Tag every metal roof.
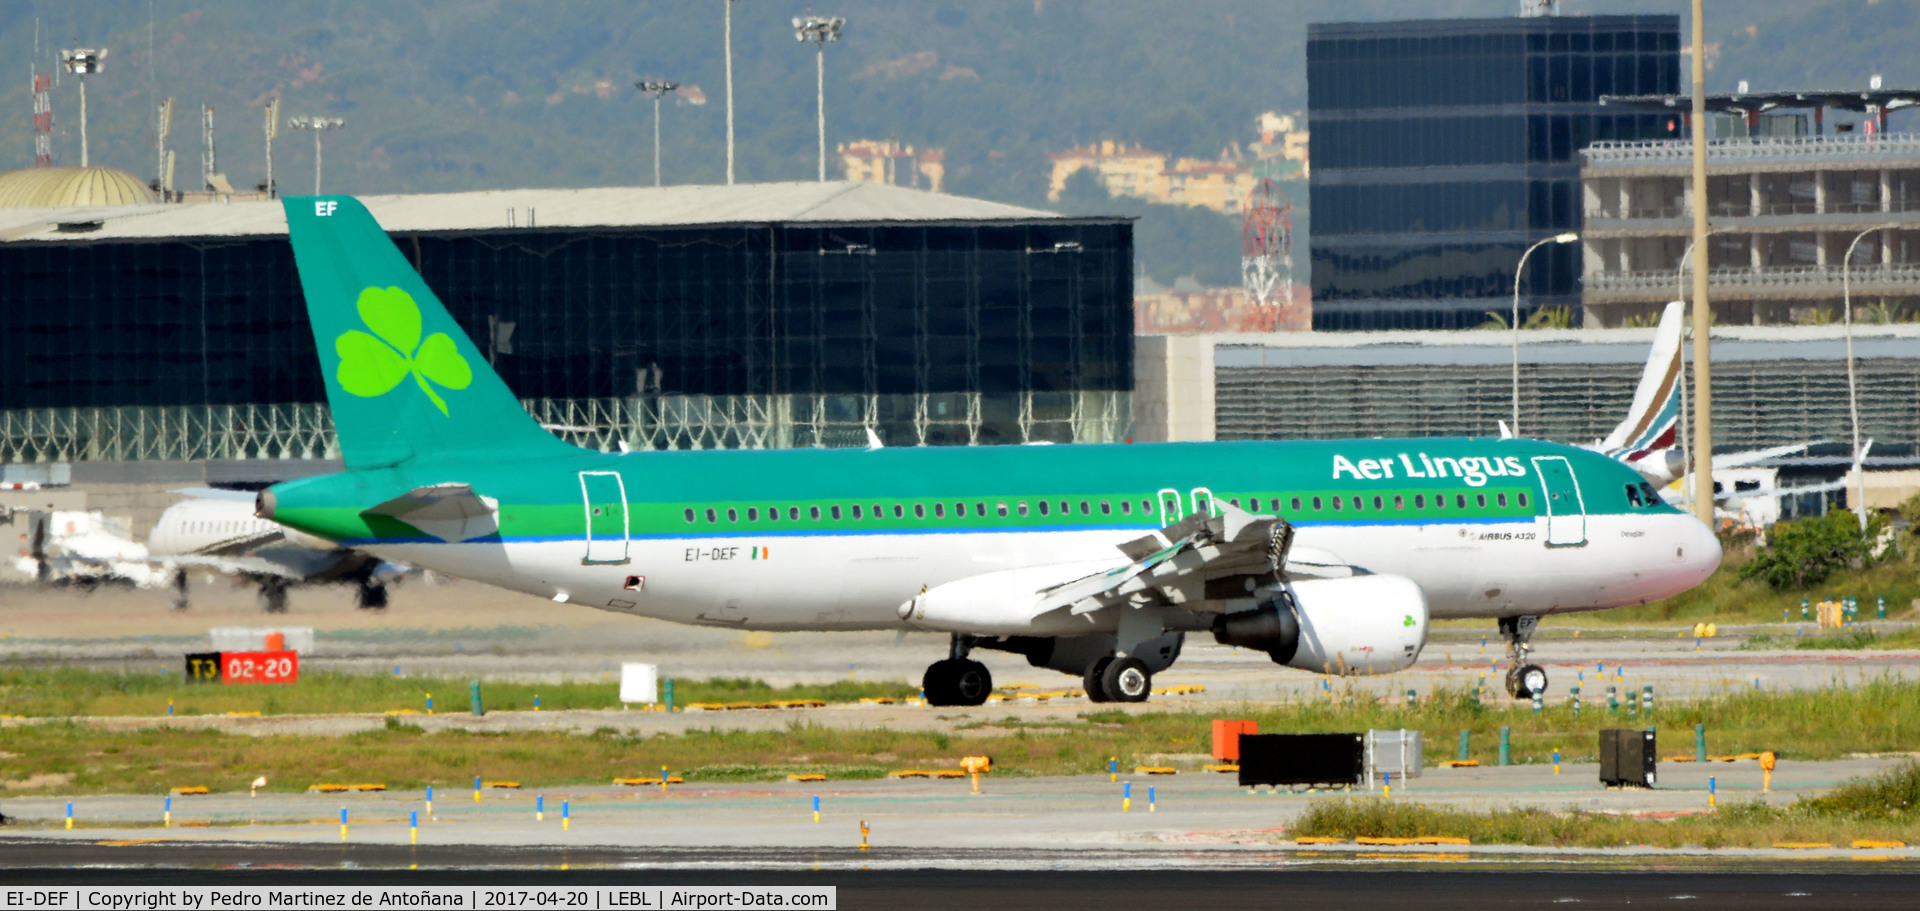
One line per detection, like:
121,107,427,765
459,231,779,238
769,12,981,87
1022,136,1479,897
1601,90,1920,115
0,166,156,209
0,180,1087,244
1210,322,1920,369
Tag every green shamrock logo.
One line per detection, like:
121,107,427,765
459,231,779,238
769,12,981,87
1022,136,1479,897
1403,615,1415,627
334,286,473,415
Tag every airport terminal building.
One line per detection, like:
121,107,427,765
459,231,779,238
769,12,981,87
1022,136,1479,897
0,179,1134,473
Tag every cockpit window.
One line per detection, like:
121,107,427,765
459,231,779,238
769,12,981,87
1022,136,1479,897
1638,482,1663,507
1625,484,1644,507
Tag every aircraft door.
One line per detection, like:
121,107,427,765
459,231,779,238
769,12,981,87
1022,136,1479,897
1157,488,1184,524
579,471,630,565
1530,456,1587,547
1189,487,1217,518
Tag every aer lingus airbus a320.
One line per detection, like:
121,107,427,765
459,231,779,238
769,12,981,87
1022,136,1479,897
257,197,1721,705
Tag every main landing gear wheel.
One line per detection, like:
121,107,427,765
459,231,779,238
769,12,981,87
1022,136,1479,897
1083,657,1114,703
922,658,993,707
1101,656,1152,703
1507,664,1548,700
257,579,289,614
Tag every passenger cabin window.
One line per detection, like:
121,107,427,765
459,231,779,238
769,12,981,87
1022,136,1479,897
914,504,926,519
684,508,696,523
809,506,821,520
1079,500,1090,515
769,506,780,521
1517,493,1529,508
1352,496,1363,511
852,505,863,519
726,508,737,522
831,505,842,520
997,503,1009,517
1331,497,1342,511
747,508,757,521
1372,496,1384,510
1456,494,1467,508
934,503,945,518
1099,500,1111,514
789,506,801,520
1393,495,1404,510
894,504,905,519
1230,498,1241,508
1497,493,1508,507
1038,500,1050,516
953,502,964,517
1018,502,1029,517
1119,500,1131,515
1475,495,1486,508
1311,496,1323,510
1290,497,1302,511
1140,499,1153,514
705,508,718,523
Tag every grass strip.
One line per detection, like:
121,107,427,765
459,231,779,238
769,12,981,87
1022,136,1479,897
6,677,1920,797
0,668,918,718
1292,763,1920,849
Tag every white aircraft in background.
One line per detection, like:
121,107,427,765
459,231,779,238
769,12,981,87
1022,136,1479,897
14,491,405,611
1499,301,1828,514
10,509,162,587
147,489,408,611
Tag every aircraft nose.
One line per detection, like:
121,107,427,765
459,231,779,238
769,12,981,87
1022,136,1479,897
1675,515,1722,586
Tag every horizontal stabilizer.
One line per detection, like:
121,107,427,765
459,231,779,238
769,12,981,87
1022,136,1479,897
362,483,499,542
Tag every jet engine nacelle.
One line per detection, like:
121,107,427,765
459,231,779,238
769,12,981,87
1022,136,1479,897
1212,574,1429,676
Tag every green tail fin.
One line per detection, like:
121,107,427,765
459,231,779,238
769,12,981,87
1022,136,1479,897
284,196,572,469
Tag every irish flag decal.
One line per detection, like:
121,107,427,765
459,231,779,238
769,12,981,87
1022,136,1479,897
751,546,769,560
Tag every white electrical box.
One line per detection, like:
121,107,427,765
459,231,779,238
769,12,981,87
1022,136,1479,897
619,663,659,704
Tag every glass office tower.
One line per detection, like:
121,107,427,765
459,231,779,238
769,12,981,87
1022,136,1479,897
1307,14,1681,329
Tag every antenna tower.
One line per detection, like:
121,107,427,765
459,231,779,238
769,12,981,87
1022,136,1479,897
32,71,53,167
1240,178,1294,331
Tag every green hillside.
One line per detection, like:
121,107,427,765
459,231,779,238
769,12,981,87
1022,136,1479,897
4,0,1914,284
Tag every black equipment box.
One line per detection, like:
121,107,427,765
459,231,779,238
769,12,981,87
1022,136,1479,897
1238,733,1364,788
1599,728,1657,788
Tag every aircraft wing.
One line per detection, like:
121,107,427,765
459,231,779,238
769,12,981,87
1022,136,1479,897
361,483,500,542
1038,501,1338,617
160,553,309,581
1709,442,1825,471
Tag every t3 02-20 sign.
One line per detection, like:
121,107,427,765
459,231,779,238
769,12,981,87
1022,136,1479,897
184,650,299,684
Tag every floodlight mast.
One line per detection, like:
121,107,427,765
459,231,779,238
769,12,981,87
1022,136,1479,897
288,116,345,194
59,48,107,168
793,15,845,182
636,79,680,187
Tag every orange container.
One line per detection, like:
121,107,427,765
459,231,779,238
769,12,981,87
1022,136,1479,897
264,631,286,651
1212,719,1257,760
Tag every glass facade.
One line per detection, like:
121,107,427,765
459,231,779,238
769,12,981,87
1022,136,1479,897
1308,15,1681,329
0,219,1132,460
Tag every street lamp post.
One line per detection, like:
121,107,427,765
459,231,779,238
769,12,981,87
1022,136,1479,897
287,116,345,195
1842,223,1899,529
636,80,679,187
59,48,107,168
1510,232,1578,436
794,16,846,182
724,0,738,185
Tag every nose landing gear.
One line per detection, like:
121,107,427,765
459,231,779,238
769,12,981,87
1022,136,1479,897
921,635,993,707
1500,615,1547,699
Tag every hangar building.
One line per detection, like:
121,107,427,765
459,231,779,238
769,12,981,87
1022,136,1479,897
0,179,1134,471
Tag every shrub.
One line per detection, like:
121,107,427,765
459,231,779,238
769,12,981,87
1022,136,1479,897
1740,509,1881,590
